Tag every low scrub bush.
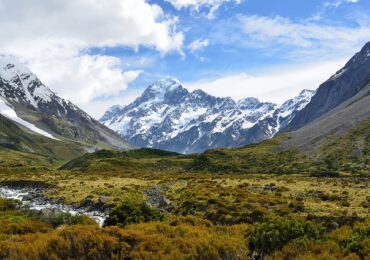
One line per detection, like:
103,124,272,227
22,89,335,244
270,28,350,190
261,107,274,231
246,216,324,256
104,201,163,227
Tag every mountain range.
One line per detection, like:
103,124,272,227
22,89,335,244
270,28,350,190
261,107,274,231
1,41,370,161
100,41,370,155
100,78,315,153
63,39,370,173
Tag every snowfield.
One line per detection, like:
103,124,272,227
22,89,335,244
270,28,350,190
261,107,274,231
0,97,58,140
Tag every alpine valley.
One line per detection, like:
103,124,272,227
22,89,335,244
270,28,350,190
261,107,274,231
0,38,370,260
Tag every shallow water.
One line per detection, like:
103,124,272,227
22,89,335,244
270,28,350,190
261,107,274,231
0,186,107,226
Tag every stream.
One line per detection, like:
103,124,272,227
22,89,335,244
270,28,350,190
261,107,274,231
0,185,108,226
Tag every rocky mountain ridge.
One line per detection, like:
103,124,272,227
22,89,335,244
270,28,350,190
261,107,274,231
101,78,315,153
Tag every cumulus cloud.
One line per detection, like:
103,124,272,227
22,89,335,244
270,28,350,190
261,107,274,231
188,39,209,52
165,0,242,18
0,0,184,112
29,55,142,104
185,59,348,104
0,0,184,55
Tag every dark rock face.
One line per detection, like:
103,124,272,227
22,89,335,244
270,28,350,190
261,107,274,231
287,41,370,131
101,78,315,154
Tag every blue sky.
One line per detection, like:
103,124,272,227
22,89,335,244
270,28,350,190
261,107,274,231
1,0,370,118
90,0,370,116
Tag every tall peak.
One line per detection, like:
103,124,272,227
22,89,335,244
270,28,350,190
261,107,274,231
147,77,182,93
238,97,260,104
298,89,316,97
361,41,370,52
0,56,32,82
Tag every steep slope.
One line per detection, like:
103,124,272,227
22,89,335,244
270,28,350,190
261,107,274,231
101,78,314,153
281,83,370,157
0,114,86,164
0,57,131,159
287,41,370,130
280,42,370,158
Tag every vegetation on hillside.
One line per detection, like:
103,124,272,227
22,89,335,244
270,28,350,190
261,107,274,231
59,148,190,173
0,113,369,259
320,117,370,175
0,115,88,165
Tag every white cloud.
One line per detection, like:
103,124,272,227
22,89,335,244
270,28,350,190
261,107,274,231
0,0,184,113
240,15,370,49
309,0,360,20
188,39,209,52
184,58,348,104
29,55,142,104
0,0,184,55
238,15,370,60
324,0,359,9
165,0,242,18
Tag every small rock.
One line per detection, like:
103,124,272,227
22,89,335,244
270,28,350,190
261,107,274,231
51,208,63,215
79,198,94,208
99,196,109,205
40,208,52,217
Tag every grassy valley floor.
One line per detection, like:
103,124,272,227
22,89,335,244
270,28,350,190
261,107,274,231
0,167,369,259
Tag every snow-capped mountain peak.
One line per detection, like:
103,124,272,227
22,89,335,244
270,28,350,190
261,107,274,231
298,89,316,99
101,78,316,154
238,97,260,105
279,89,316,114
268,88,316,134
237,97,276,110
107,104,125,114
137,78,188,106
0,57,130,150
0,57,93,120
190,89,208,98
0,57,55,108
0,57,32,81
147,78,181,93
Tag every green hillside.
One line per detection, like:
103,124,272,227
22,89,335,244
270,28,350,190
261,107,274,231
59,117,370,176
0,114,91,168
59,148,191,172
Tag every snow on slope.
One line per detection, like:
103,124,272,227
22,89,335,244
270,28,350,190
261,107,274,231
271,89,317,134
0,57,131,150
101,78,316,153
0,57,54,107
0,97,58,140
